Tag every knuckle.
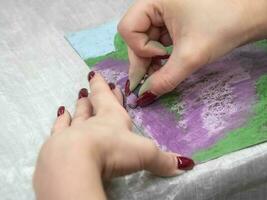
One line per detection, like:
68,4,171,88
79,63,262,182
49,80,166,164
91,92,109,103
145,141,159,164
99,105,118,116
106,107,132,124
73,115,87,123
133,46,146,57
150,142,159,157
152,71,177,94
117,21,127,37
161,75,177,92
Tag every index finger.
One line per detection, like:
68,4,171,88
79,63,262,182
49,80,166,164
118,0,166,57
88,71,123,115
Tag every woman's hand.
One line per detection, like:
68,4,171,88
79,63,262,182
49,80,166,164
118,0,267,106
33,72,194,200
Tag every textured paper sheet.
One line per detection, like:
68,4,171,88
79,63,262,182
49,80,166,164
66,21,267,163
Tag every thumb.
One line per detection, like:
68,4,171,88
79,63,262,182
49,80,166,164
130,134,195,177
137,44,208,107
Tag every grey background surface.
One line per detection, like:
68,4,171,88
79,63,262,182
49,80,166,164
0,0,267,199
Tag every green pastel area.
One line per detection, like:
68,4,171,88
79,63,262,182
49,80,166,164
193,75,267,162
85,33,128,67
159,91,182,120
255,39,267,51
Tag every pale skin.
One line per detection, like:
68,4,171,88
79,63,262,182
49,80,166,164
118,0,267,101
34,0,267,199
33,73,185,200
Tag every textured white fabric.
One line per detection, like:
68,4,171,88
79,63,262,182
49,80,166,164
0,0,267,199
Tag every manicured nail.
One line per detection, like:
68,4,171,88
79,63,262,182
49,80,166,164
125,79,131,96
108,83,115,90
78,88,88,99
88,71,95,81
136,91,157,107
57,106,65,117
177,156,195,170
153,54,170,60
121,88,127,109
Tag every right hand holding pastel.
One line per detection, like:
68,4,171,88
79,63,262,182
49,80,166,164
118,0,267,106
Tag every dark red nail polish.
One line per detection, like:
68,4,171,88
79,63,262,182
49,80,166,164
122,88,127,109
136,91,157,107
88,71,95,82
177,156,195,170
57,106,65,117
78,88,88,99
153,54,170,60
108,83,115,90
125,79,131,96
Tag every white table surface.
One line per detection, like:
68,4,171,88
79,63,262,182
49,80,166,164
1,0,267,199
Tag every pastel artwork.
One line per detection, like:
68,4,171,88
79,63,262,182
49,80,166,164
66,21,267,163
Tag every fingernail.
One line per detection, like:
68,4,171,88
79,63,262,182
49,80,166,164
121,88,127,109
78,88,88,99
177,156,195,170
125,79,131,96
88,71,95,82
153,54,170,60
108,83,115,90
57,106,65,117
136,91,157,107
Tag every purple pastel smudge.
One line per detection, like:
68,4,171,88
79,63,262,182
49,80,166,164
127,93,138,109
93,44,267,158
94,59,129,90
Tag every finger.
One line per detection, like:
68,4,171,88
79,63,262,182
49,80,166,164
118,0,167,57
51,106,71,135
125,27,169,96
127,134,195,176
137,42,209,107
88,71,123,115
123,23,168,94
126,47,151,93
72,88,93,126
109,83,124,106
